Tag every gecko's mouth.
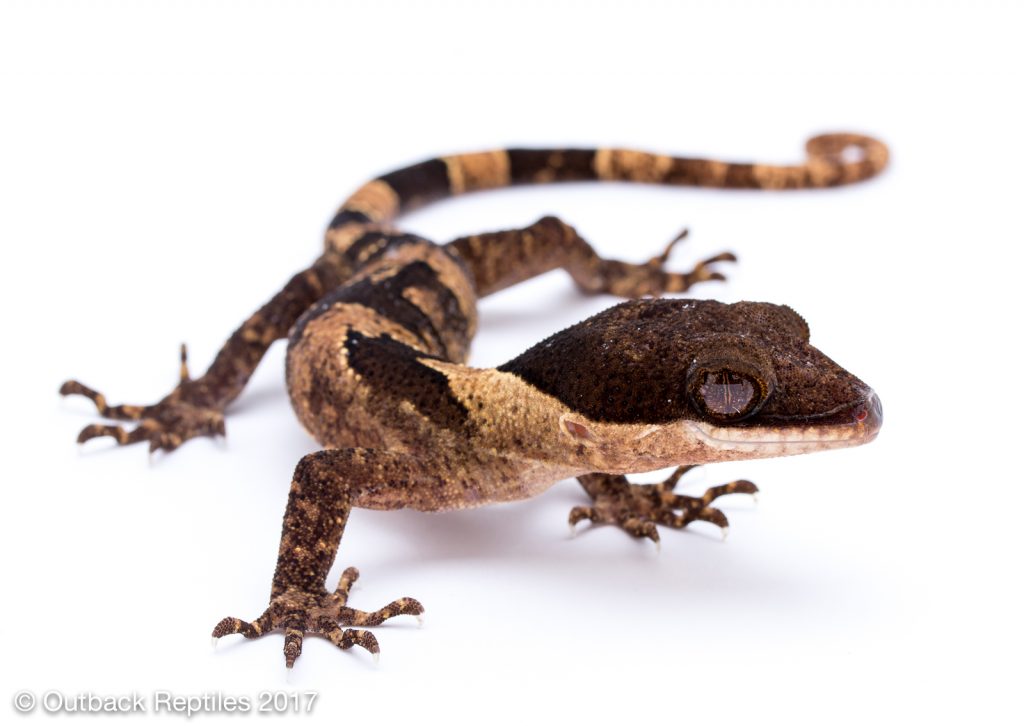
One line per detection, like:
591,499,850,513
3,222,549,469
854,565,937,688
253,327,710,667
685,391,882,454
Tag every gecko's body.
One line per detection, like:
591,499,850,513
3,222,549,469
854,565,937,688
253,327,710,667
62,133,887,668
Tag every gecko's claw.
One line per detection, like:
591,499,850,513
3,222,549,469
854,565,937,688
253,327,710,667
179,343,191,383
211,569,421,669
569,467,758,547
622,517,660,546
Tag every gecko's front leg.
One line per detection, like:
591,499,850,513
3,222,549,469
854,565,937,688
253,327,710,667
212,448,435,668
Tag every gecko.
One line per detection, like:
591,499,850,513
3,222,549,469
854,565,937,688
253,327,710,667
61,132,888,669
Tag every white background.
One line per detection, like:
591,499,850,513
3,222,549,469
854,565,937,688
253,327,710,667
2,1,1022,724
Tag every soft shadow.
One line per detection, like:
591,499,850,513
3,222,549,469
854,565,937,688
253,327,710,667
357,485,822,605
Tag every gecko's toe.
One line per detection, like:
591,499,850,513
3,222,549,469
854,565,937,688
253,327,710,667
283,629,303,669
212,570,420,669
648,230,738,294
568,505,600,528
62,350,229,456
77,423,131,446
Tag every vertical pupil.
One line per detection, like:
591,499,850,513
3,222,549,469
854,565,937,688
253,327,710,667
700,371,755,415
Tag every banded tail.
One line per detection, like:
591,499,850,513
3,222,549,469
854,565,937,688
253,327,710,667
328,133,889,232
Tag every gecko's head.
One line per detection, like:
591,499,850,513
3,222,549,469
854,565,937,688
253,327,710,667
498,299,881,466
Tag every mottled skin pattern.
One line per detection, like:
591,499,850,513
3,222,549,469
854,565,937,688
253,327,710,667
62,133,888,668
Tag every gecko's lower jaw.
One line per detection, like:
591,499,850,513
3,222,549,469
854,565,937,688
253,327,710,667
686,390,883,456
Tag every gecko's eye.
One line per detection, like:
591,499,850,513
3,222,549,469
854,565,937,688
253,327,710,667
689,368,768,421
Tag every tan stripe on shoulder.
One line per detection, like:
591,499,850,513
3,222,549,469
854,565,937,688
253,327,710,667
442,151,511,195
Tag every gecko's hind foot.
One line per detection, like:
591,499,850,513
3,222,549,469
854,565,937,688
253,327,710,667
647,227,738,293
570,466,758,546
211,566,423,669
574,226,736,298
61,344,226,453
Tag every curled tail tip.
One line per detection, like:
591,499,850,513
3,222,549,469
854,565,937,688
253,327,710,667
805,132,890,179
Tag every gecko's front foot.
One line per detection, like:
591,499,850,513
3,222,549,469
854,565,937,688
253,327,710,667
570,466,758,546
212,567,423,668
60,344,226,453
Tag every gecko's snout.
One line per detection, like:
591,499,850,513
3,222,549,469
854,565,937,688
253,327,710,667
853,390,883,441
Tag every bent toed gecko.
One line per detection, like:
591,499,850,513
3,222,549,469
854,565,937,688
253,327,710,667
62,133,887,668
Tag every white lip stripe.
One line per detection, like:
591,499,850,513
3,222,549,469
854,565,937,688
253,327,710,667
684,420,877,455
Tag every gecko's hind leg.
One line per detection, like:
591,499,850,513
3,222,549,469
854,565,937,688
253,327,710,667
61,259,346,454
446,216,735,299
569,466,758,546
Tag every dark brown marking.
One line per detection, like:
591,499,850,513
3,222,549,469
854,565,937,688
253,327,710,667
328,209,373,229
341,231,421,268
722,163,758,188
343,331,471,432
378,158,450,209
291,258,469,359
507,148,597,184
499,298,867,426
